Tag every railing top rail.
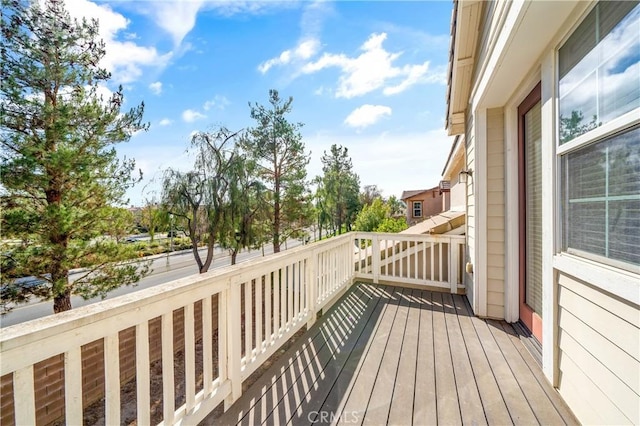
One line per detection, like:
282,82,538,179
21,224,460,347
0,233,354,347
353,231,465,242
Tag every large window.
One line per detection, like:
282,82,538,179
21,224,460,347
559,1,640,270
559,1,639,144
412,201,422,218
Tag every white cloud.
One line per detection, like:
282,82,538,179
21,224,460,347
302,32,441,98
344,105,392,129
64,0,172,84
158,118,172,126
203,95,230,111
182,109,206,123
149,81,163,95
145,1,294,48
304,129,455,199
258,38,320,74
150,1,205,46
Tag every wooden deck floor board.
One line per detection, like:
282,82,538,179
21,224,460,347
488,319,574,425
208,283,577,426
442,293,487,425
282,285,389,426
498,322,579,425
267,284,386,425
222,284,375,425
332,287,403,425
452,294,512,426
387,288,421,425
361,287,411,425
432,291,462,425
412,290,437,426
470,318,538,424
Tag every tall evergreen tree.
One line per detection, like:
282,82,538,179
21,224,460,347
0,0,149,313
243,90,310,253
319,144,360,235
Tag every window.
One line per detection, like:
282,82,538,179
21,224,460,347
558,2,639,144
412,201,422,217
559,1,640,270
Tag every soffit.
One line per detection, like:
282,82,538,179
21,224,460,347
446,0,483,136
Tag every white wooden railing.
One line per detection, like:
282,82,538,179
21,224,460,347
0,232,465,425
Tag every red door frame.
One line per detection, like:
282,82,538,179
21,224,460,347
518,82,543,343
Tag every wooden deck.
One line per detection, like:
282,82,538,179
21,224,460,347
209,283,578,425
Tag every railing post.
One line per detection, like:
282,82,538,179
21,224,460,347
372,234,380,284
449,238,459,293
350,234,356,284
307,248,317,328
225,281,242,410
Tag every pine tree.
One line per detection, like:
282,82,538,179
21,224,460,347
243,90,310,253
319,144,360,235
1,0,149,313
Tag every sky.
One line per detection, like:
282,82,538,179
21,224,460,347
66,0,456,206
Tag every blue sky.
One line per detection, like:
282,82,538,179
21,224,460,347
68,0,456,206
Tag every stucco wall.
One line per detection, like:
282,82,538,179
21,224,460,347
557,272,639,425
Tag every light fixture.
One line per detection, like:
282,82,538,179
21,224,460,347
459,169,473,184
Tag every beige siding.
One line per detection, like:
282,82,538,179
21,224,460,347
464,111,475,303
485,108,505,319
557,272,640,425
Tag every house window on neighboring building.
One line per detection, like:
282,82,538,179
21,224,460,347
413,201,422,218
558,1,640,270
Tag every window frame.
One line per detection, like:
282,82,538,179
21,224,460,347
555,1,640,274
412,201,422,218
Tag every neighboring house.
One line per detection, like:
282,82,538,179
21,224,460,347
400,186,445,226
447,1,639,424
402,137,467,235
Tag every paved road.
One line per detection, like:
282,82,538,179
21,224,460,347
0,239,303,328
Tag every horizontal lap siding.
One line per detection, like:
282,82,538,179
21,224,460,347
557,272,640,425
0,295,219,425
486,108,505,319
465,112,476,306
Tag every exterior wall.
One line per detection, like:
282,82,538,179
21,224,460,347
404,189,444,225
464,112,475,306
485,108,505,319
450,1,639,424
557,272,639,425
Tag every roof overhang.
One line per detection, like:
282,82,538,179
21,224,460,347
445,0,483,136
441,134,465,178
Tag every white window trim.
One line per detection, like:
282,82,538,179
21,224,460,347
553,253,640,306
557,109,640,156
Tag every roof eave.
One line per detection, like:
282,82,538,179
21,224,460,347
445,0,483,136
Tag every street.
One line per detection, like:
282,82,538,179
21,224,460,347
0,239,303,327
